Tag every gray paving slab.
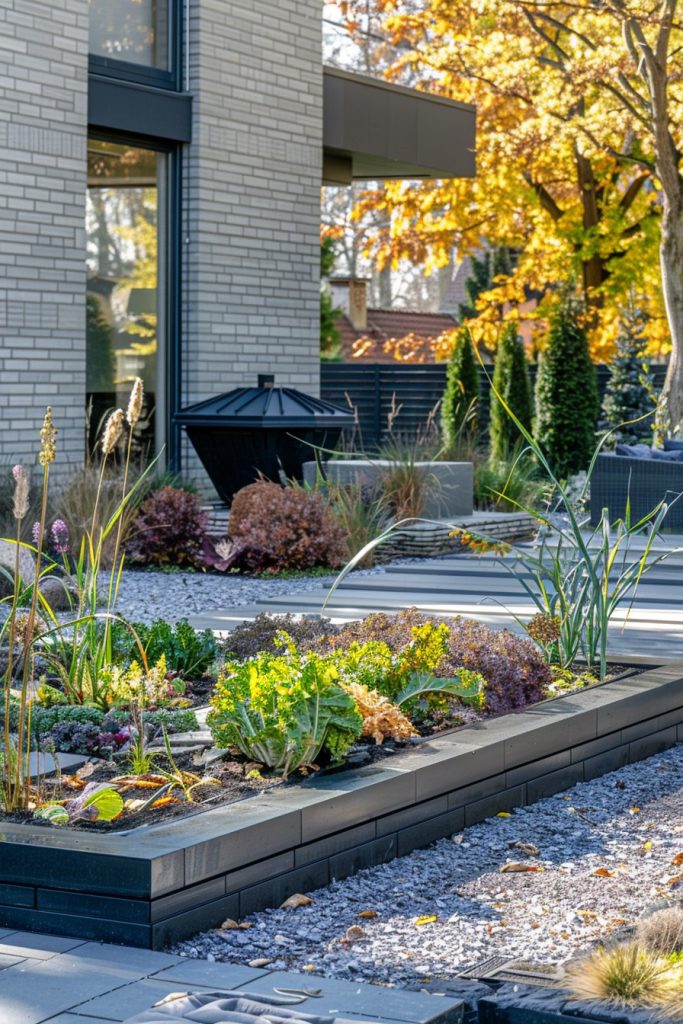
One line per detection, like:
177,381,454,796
149,960,271,988
71,943,183,973
70,979,216,1022
0,931,85,959
238,970,463,1024
36,1016,102,1024
0,955,135,1024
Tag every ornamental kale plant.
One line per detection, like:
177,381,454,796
208,642,363,776
329,609,548,713
111,618,217,678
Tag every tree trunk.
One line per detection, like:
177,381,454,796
658,196,683,434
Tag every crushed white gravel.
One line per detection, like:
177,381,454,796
173,744,683,985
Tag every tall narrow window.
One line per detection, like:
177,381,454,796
86,139,165,457
89,0,170,70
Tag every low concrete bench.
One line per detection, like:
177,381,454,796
302,459,474,518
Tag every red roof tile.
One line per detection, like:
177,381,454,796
335,309,458,363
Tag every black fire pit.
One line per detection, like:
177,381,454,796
175,375,354,504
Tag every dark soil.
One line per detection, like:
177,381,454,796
2,663,648,834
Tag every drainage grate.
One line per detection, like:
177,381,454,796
459,957,564,988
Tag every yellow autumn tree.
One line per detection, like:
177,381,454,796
345,0,672,366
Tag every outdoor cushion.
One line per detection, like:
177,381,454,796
614,443,683,462
125,991,362,1024
615,443,653,458
664,438,683,451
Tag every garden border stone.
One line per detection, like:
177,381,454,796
1,657,681,950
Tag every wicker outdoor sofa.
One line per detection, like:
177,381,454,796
590,451,683,529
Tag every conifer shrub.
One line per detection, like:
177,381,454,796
601,306,655,445
441,327,481,449
490,323,533,460
534,301,599,477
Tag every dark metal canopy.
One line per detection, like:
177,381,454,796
175,376,354,431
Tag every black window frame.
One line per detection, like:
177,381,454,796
86,129,183,471
88,0,184,91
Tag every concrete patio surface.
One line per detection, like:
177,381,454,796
188,538,683,660
0,931,463,1024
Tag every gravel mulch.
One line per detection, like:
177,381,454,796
173,744,683,985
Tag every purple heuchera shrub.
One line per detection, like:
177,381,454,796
126,486,209,567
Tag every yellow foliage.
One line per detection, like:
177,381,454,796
346,0,676,360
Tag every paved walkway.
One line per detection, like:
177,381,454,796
0,931,463,1024
189,536,683,660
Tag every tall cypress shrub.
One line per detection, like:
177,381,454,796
490,322,533,460
534,302,599,478
441,326,480,449
600,306,655,444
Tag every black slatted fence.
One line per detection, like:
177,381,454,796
320,363,667,451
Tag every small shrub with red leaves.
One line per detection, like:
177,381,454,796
126,486,209,568
228,481,348,573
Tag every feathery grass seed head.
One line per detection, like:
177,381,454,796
11,465,29,520
39,407,57,466
101,409,125,456
127,377,144,427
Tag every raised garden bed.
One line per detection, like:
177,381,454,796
0,656,681,950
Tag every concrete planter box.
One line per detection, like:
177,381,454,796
303,459,474,517
0,659,680,950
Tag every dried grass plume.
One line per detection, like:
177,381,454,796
12,465,29,521
127,377,144,428
39,407,57,466
101,409,125,456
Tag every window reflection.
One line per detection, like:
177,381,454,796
89,0,169,69
86,139,162,457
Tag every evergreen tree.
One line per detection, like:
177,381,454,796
600,306,655,445
320,237,342,360
534,301,599,478
441,326,481,448
490,322,533,461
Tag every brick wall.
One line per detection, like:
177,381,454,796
181,0,323,482
0,0,88,476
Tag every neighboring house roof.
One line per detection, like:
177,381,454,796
335,308,459,363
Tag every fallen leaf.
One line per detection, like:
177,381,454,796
496,812,511,818
630,807,641,814
560,932,570,940
415,915,438,926
501,862,544,873
577,910,597,922
672,852,683,866
643,841,653,852
303,965,315,972
76,762,96,779
593,868,614,877
280,894,313,909
345,925,367,941
669,875,683,888
248,958,273,968
359,910,377,919
509,841,540,858
221,919,240,930
530,921,540,929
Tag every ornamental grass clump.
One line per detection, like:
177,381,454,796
564,943,678,1009
636,908,683,957
208,639,363,776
